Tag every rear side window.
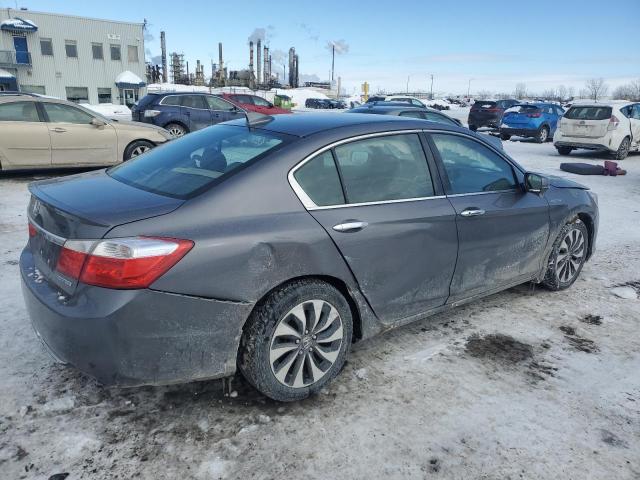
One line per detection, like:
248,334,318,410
252,96,271,107
424,111,458,126
0,101,40,122
108,125,290,199
293,151,345,206
564,106,612,120
181,95,207,109
161,95,182,106
205,96,235,111
431,134,517,194
333,134,435,203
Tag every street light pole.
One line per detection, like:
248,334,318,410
467,78,473,98
406,75,410,94
429,74,434,100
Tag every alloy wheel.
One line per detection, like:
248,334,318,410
555,227,585,283
539,127,548,142
168,125,186,137
269,300,344,388
130,145,151,157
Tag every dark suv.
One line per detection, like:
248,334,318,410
468,99,519,131
132,92,245,137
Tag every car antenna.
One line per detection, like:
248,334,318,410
245,111,273,129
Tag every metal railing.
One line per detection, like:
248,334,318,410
0,50,32,66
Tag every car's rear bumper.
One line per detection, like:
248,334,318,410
20,248,253,387
500,127,537,137
468,114,501,128
554,140,612,152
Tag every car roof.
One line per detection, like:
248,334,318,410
225,112,462,138
151,91,213,96
566,102,632,108
348,104,440,114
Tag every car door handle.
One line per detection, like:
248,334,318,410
333,221,368,232
52,127,66,133
459,208,486,217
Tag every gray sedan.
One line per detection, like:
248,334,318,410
21,113,598,401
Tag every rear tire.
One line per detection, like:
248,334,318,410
165,123,188,138
500,133,511,141
469,125,478,131
124,140,154,160
613,137,630,160
541,220,589,291
238,279,353,402
535,125,549,143
556,146,572,156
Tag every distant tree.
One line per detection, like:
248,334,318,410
541,89,556,100
567,86,575,99
476,89,493,99
495,92,511,100
611,79,640,101
557,85,568,101
514,83,527,99
584,78,608,101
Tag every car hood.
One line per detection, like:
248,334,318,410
548,175,589,189
111,119,168,134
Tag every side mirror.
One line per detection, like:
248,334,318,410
524,172,549,195
91,118,106,127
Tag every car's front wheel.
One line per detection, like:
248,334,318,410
500,133,511,141
535,125,550,143
124,140,154,160
239,279,353,402
165,123,188,138
556,146,572,155
469,125,478,131
541,219,589,291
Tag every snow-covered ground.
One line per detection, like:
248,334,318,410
0,139,639,479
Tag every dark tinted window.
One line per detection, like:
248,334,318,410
564,106,612,120
92,43,103,60
505,105,541,114
181,95,207,109
206,96,235,110
399,110,424,119
40,38,53,56
0,101,39,122
294,151,344,206
632,104,640,120
65,40,77,58
110,44,121,61
424,111,458,125
431,133,517,194
108,125,289,199
333,134,434,203
161,95,182,106
472,101,497,109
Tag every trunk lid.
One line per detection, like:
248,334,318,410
502,106,541,126
27,169,184,294
560,105,611,138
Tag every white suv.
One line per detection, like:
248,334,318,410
553,102,640,159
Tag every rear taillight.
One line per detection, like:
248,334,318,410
55,237,193,289
487,107,501,112
527,112,542,118
28,222,37,238
144,109,161,118
607,115,619,131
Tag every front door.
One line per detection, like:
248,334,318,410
205,95,245,124
123,89,138,108
428,132,550,302
0,100,50,168
292,133,459,324
180,95,212,131
13,36,29,64
41,102,118,166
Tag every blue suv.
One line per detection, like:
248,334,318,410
499,102,565,143
132,92,245,137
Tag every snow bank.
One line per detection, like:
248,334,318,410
81,103,132,121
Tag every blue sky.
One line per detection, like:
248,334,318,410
6,0,640,95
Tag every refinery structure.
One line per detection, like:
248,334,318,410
146,32,301,89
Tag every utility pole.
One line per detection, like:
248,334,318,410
467,78,473,98
406,75,410,93
429,74,434,100
331,44,335,84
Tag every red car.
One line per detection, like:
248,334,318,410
221,93,290,115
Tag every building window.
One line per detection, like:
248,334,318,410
92,43,104,60
110,44,121,61
65,87,89,103
21,85,46,95
127,45,139,63
98,88,112,104
65,40,78,58
40,38,53,56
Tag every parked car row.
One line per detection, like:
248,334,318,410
305,98,347,109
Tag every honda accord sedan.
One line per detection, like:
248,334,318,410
21,113,598,401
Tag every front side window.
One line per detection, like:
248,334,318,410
65,87,89,103
40,38,53,56
206,96,235,111
127,45,139,62
43,102,94,124
252,96,271,107
98,88,112,104
160,95,181,106
65,40,78,58
110,44,121,61
0,101,39,122
108,125,290,199
431,133,517,195
92,43,104,60
294,151,345,207
333,134,435,203
424,111,458,126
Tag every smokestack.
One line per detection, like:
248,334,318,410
269,54,272,83
160,31,167,83
218,42,224,73
288,47,295,87
264,45,269,84
294,54,299,88
256,39,262,84
331,44,335,83
249,41,254,74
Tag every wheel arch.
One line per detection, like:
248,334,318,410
123,138,156,161
576,212,595,261
162,120,189,131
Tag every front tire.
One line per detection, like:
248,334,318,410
500,133,511,141
556,146,572,156
469,125,478,132
238,279,353,402
124,140,154,160
535,125,550,143
541,220,589,291
613,137,630,160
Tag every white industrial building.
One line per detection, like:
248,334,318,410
0,8,146,106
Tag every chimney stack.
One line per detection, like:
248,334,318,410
264,45,269,84
249,41,254,74
256,39,262,84
160,31,167,83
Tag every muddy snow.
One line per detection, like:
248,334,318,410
1,137,639,479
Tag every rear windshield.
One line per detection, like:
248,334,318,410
108,125,290,199
472,101,497,109
505,105,541,114
564,106,612,121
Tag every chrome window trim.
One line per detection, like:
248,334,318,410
27,216,67,245
308,195,447,211
447,189,518,198
159,94,210,110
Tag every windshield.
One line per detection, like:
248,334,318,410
108,125,291,199
564,106,612,120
